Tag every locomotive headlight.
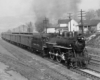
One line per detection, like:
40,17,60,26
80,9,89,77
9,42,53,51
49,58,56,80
81,38,84,40
69,44,71,46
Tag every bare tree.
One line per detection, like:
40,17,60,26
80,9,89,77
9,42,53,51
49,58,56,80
85,10,96,20
35,17,49,33
96,9,100,17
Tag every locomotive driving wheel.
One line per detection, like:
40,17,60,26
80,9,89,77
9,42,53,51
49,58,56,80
42,47,48,57
49,48,55,60
56,49,62,63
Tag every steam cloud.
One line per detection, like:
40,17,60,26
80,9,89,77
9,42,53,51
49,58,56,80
33,0,80,24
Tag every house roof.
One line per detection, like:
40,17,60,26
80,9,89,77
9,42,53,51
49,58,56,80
79,19,100,26
58,19,71,24
89,20,100,26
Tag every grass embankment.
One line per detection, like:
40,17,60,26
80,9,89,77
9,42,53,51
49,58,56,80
86,33,100,48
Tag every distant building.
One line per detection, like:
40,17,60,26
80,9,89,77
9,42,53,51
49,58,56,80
79,19,100,33
58,19,79,32
96,22,100,32
47,28,56,33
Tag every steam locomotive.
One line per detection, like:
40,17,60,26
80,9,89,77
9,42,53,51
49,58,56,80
1,31,90,69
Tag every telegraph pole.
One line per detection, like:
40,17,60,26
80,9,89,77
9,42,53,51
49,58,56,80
79,9,85,35
68,13,72,32
43,17,48,33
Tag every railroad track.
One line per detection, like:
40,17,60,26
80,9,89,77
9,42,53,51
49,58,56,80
90,59,100,66
43,50,100,80
74,55,100,80
48,58,100,80
45,58,100,80
71,68,100,80
1,40,100,80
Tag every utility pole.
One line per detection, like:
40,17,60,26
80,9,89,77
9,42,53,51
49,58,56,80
43,17,48,33
68,13,72,32
79,9,85,35
19,26,20,34
22,25,25,33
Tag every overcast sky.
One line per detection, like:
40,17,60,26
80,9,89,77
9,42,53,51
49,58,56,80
79,0,100,11
0,0,34,32
0,0,100,32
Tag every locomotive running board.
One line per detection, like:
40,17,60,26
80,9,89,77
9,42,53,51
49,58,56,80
46,42,56,45
46,42,72,49
54,45,72,49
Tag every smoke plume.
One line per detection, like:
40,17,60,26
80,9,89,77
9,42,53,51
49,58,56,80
33,0,80,24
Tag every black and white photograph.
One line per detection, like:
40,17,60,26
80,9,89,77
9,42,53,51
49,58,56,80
0,0,100,80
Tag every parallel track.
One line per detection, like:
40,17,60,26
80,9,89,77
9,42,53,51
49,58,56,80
46,57,100,80
72,68,100,80
42,55,100,80
75,55,100,80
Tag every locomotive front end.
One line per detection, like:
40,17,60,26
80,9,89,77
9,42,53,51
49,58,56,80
72,35,91,68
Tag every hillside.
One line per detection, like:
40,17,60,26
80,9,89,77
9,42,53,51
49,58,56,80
86,32,100,48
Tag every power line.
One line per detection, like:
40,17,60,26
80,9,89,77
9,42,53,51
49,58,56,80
68,13,72,20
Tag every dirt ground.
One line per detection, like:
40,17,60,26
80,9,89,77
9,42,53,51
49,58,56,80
0,61,27,80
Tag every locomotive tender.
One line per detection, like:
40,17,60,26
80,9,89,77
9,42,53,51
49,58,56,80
1,31,90,68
